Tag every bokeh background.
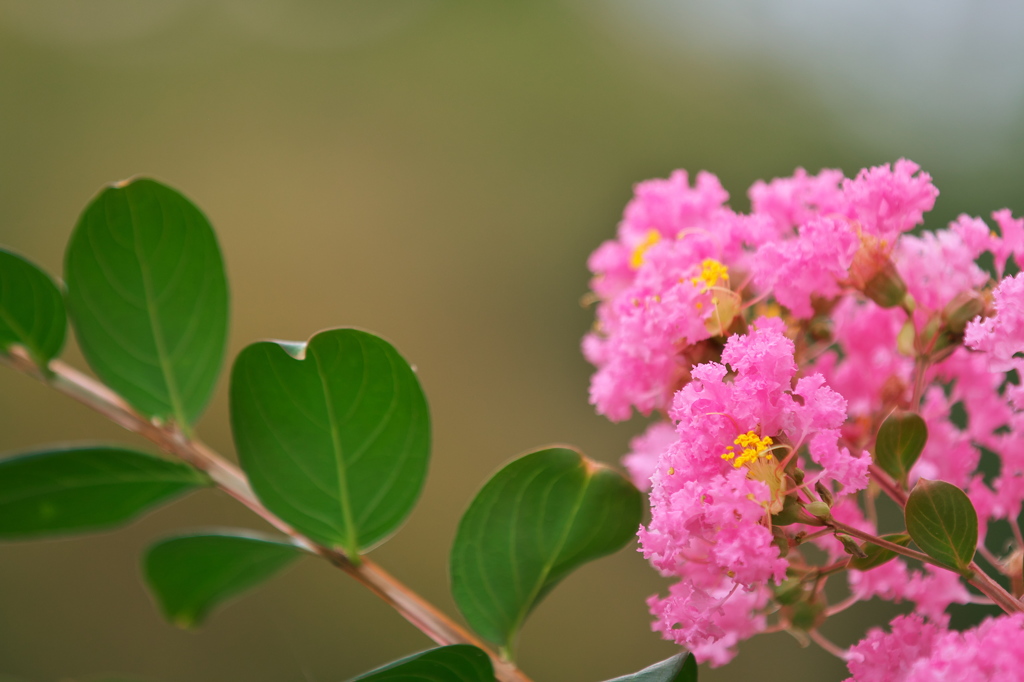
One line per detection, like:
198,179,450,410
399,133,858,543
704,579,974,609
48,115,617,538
1,1,1023,680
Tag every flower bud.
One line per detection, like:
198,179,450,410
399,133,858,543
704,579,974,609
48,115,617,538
804,500,832,519
834,532,868,559
814,481,834,507
942,291,986,336
847,232,910,309
861,260,909,309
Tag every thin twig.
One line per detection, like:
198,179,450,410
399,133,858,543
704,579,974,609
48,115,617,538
977,544,1010,576
867,464,907,507
1,348,531,682
808,629,848,660
829,518,1024,616
824,594,860,617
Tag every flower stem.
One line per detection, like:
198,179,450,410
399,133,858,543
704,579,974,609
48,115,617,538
0,348,532,682
829,518,1024,615
808,629,848,660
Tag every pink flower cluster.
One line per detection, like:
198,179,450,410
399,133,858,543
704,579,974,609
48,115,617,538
640,319,866,664
584,160,940,423
846,614,1024,681
583,160,1024,673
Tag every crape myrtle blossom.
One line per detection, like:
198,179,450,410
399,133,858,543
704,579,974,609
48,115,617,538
639,319,867,665
966,272,1024,374
845,613,1024,682
622,420,677,491
583,170,773,421
586,160,1024,677
584,160,940,423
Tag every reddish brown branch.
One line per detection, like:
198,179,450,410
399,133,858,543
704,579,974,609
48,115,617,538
1,348,530,682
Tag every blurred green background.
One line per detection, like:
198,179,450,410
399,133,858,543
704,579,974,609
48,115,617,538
1,1,1022,680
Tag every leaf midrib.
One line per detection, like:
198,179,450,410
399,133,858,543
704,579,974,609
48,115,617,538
504,463,592,649
126,191,188,429
313,345,359,556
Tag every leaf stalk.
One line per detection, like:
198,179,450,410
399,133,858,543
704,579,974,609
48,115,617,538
1,347,532,682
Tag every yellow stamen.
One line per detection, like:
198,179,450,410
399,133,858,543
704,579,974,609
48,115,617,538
692,259,730,292
630,230,661,269
721,431,774,469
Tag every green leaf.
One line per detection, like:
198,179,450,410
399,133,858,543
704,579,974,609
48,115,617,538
349,645,494,682
604,654,697,682
848,533,912,571
875,411,927,483
450,447,642,654
0,248,66,368
905,478,978,574
230,328,430,556
64,178,229,429
143,530,304,628
0,446,207,538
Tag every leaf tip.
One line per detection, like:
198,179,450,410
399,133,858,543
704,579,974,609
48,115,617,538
275,340,308,360
172,614,200,630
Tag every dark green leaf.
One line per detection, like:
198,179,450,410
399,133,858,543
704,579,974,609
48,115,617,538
144,530,304,628
64,178,229,429
604,654,697,682
849,533,912,571
0,446,207,538
450,447,642,654
0,248,66,368
905,478,978,574
875,411,927,483
230,328,430,556
349,645,494,682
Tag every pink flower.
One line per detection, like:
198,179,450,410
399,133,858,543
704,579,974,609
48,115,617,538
648,581,770,667
641,321,867,663
754,217,859,318
812,297,912,418
897,224,988,313
748,167,847,233
622,421,678,491
966,273,1024,372
846,613,1024,682
845,614,946,682
842,159,939,243
991,209,1024,278
583,170,767,420
850,560,972,621
910,385,980,490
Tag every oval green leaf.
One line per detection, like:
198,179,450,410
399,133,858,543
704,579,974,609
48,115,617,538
230,328,430,557
905,478,978,574
450,447,642,655
848,533,912,572
0,248,66,369
875,411,927,484
64,178,229,429
349,645,493,682
0,446,208,538
144,530,304,628
603,654,697,682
